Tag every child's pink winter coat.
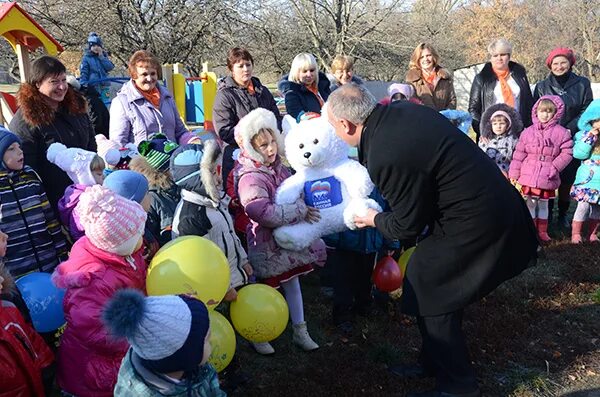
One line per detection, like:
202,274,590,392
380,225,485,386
52,237,146,397
237,154,325,283
509,95,573,190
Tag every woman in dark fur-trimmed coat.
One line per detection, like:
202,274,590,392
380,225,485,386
468,39,534,140
9,56,96,212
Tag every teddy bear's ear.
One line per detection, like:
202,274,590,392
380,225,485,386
282,115,296,137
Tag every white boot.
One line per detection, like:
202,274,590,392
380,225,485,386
292,322,319,351
251,342,275,355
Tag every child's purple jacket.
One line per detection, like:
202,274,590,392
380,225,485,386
57,184,87,242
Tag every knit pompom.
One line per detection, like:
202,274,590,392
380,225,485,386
103,289,147,338
46,142,67,164
104,148,121,166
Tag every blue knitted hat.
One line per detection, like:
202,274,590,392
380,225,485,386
0,126,21,170
87,32,103,48
103,289,210,374
103,170,149,204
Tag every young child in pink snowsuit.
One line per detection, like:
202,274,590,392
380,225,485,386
509,95,573,242
52,185,147,397
236,108,326,355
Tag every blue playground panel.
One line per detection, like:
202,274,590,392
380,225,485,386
81,77,205,123
185,80,205,123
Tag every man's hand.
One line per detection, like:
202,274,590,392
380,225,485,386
224,288,238,302
353,208,380,228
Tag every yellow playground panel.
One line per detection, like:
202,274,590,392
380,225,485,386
0,2,64,82
166,62,218,131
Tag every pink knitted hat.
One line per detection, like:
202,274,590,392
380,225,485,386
545,47,576,69
75,185,147,255
490,110,512,131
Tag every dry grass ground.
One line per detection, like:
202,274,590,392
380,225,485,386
227,228,600,397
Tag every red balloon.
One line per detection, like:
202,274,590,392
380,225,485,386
372,256,403,292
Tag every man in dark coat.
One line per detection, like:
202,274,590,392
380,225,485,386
327,84,538,397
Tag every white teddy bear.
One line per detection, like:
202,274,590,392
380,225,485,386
273,113,381,251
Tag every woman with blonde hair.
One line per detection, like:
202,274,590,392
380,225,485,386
405,43,456,111
278,53,331,121
327,55,363,92
468,38,534,141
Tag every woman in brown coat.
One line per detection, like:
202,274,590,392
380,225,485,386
405,43,456,111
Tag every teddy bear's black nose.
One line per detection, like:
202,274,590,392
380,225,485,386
304,152,311,159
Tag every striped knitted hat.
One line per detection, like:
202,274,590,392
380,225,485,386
75,185,147,255
137,134,179,171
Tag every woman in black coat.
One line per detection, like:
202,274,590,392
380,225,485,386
9,56,96,212
468,38,534,141
213,47,282,183
327,84,538,397
277,53,331,121
533,47,594,226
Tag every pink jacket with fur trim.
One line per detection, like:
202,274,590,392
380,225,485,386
52,237,146,397
509,95,573,190
237,154,325,281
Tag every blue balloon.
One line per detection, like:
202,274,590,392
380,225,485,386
16,272,65,333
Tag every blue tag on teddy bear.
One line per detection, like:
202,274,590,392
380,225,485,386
304,176,343,209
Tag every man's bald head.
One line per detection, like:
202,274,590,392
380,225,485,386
327,83,377,125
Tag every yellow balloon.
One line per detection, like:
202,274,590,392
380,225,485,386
147,236,230,309
397,246,415,277
230,284,289,343
207,311,236,372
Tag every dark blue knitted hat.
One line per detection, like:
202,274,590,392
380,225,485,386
0,126,21,170
88,32,103,48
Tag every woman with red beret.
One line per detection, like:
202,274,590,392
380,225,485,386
534,47,594,227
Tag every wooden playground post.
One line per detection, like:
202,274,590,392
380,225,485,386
15,44,31,83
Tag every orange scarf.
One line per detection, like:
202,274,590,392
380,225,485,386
136,85,161,109
422,68,437,88
493,67,515,108
307,83,324,107
246,81,255,95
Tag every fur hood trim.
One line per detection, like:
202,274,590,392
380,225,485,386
200,139,221,203
0,261,15,295
128,156,175,191
170,141,221,202
480,103,524,139
16,83,88,128
577,99,600,132
406,67,452,83
237,108,284,163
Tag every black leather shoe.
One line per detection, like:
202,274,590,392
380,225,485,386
406,389,481,397
388,363,433,379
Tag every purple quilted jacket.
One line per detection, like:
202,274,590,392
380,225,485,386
509,95,573,190
57,184,87,242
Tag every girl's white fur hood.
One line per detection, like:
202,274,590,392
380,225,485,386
237,108,285,162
